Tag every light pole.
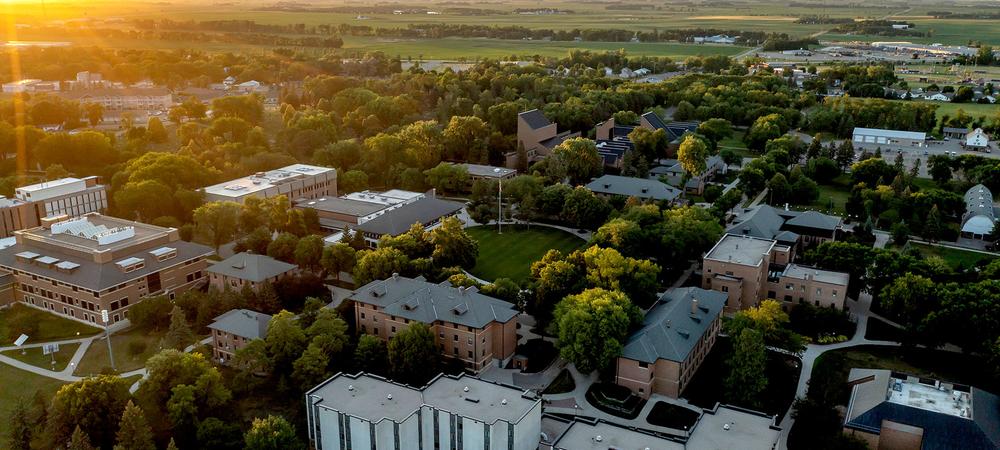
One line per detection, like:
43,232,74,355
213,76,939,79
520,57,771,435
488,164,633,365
494,168,503,234
102,310,116,372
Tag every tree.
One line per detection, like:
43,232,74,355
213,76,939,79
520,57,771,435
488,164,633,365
767,173,792,204
677,135,709,191
697,118,733,152
137,350,232,430
193,201,242,252
8,398,31,450
880,273,938,339
923,204,944,242
553,288,642,373
68,426,97,450
561,186,610,229
354,334,389,376
292,340,332,391
266,232,299,263
46,163,70,180
265,311,307,373
85,103,103,126
114,401,155,450
745,114,784,151
47,375,131,449
338,169,369,194
293,235,325,271
244,415,304,450
196,417,243,450
627,127,669,162
549,137,602,185
321,243,356,280
387,322,439,385
423,163,469,195
353,247,410,285
430,216,479,268
725,328,768,408
591,218,644,258
162,305,195,350
147,116,168,143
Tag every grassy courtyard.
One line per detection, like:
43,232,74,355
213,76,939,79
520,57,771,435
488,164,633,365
904,242,997,270
74,326,168,376
465,225,586,283
0,364,65,447
1,342,81,372
0,304,101,344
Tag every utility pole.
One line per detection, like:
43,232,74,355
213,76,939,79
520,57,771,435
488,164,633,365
102,310,116,371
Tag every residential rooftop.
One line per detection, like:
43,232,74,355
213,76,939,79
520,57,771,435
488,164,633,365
208,309,272,340
686,405,781,450
306,372,538,425
201,164,334,198
704,234,776,267
206,252,296,283
621,287,726,364
349,274,518,329
781,263,850,286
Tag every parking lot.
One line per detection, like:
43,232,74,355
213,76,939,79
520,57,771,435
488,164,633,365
853,139,997,178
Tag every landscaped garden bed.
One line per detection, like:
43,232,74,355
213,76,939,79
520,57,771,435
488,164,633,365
585,382,647,419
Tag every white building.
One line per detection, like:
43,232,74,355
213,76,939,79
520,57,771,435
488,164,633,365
852,127,926,148
200,164,337,204
2,79,60,93
961,184,996,239
306,372,542,450
966,128,990,150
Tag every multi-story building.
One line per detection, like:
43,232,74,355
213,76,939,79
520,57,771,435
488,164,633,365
513,109,580,166
61,87,173,111
305,372,542,450
208,308,271,365
0,213,212,325
349,274,519,373
206,252,296,292
352,197,464,248
201,164,337,204
615,287,726,399
727,204,843,251
0,176,108,238
458,163,516,186
648,155,727,195
295,190,425,232
2,79,60,93
843,369,1000,450
702,234,849,313
584,174,681,204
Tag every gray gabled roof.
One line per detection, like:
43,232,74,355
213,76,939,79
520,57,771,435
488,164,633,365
585,175,680,201
349,275,518,329
519,109,553,130
727,205,786,239
206,252,297,283
355,197,463,237
208,309,272,340
784,210,842,231
621,287,726,364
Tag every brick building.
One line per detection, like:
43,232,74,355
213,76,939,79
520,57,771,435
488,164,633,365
206,252,296,292
0,213,212,325
201,164,337,204
349,274,519,373
208,309,272,365
0,176,108,238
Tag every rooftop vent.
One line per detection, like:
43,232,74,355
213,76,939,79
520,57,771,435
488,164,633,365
348,385,354,391
464,397,480,403
386,394,393,400
595,435,603,442
463,386,469,392
501,399,508,406
452,304,468,315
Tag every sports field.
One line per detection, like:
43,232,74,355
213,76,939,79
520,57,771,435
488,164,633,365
465,225,586,283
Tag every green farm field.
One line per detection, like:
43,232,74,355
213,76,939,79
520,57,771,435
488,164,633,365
822,18,1000,46
465,225,586,283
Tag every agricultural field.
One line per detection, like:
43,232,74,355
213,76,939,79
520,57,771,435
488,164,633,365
885,99,1000,126
822,19,1000,46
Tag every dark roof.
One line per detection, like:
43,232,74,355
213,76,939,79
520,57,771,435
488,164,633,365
621,287,726,363
206,252,297,283
0,240,213,291
944,127,970,134
641,112,700,141
595,139,632,166
295,197,387,217
847,394,1000,450
728,205,841,239
355,197,463,237
208,309,271,339
539,131,575,149
784,210,842,231
519,109,553,130
585,175,680,201
349,275,518,328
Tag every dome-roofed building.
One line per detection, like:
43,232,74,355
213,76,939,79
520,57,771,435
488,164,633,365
961,184,997,239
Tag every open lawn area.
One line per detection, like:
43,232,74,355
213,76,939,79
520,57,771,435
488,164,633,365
1,342,80,372
793,174,852,217
74,326,169,376
0,364,65,447
0,304,101,344
465,225,586,283
904,242,997,269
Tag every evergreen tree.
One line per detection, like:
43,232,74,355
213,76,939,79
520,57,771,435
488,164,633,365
725,329,768,409
924,204,944,242
166,438,179,450
114,401,156,450
68,426,97,450
7,398,31,450
161,305,195,351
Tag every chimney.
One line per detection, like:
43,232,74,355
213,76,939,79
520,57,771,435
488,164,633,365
458,286,466,295
691,298,699,315
392,272,399,281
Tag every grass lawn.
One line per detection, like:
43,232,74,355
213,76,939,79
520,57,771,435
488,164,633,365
646,401,700,430
864,318,906,343
74,326,168,376
1,342,81,372
465,225,586,283
0,303,101,344
0,364,65,447
904,242,997,269
542,368,576,395
795,174,852,217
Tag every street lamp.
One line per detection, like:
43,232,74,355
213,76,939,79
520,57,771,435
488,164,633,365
102,310,116,372
494,168,503,234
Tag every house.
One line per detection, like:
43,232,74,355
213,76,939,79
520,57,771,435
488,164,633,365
306,372,541,450
925,92,954,102
961,184,996,240
585,175,681,203
852,127,927,148
352,197,464,248
594,112,699,150
966,128,990,150
234,80,265,93
200,164,337,204
648,155,726,195
842,369,1000,450
349,274,519,372
206,252,296,292
702,234,849,313
0,213,211,325
208,309,271,364
514,109,580,167
943,127,969,140
615,287,725,399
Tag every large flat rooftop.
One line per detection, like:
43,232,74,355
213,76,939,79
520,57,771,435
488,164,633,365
201,164,333,198
888,376,972,419
308,373,424,423
20,213,169,252
686,405,781,450
552,420,684,450
704,234,775,267
782,263,850,286
421,376,537,424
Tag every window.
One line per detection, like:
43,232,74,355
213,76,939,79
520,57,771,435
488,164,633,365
453,348,458,356
638,362,648,368
833,290,838,298
467,337,473,345
453,334,458,341
785,284,793,290
467,350,473,358
373,328,379,336
391,326,396,333
721,286,729,292
816,288,822,296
